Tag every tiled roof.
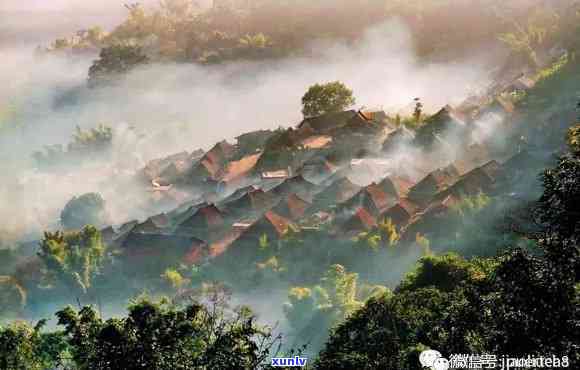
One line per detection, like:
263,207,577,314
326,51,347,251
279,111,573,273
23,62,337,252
220,152,262,183
298,110,358,132
264,210,294,236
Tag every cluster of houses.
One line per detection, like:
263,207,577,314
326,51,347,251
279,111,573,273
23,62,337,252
98,78,541,275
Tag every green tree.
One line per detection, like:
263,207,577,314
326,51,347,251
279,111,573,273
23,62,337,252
239,33,271,49
283,287,316,331
0,320,66,370
315,136,580,368
38,226,107,301
55,297,286,370
301,81,356,118
498,7,560,69
566,123,580,156
69,125,113,155
162,268,189,294
88,44,149,87
60,193,107,230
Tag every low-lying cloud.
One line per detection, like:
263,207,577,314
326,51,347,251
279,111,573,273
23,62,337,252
0,18,501,242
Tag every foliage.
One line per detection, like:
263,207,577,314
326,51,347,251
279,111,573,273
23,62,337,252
37,226,107,299
283,287,316,331
258,233,270,251
162,268,189,293
88,45,149,87
256,256,286,275
69,125,113,154
301,82,356,118
284,264,390,353
60,193,107,231
534,53,569,83
0,320,66,370
315,245,579,368
536,152,580,240
55,297,284,370
450,192,491,217
398,253,479,293
33,125,113,168
567,123,580,155
315,143,580,369
498,7,560,68
353,218,400,252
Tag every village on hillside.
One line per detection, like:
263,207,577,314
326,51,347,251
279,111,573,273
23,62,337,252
67,69,546,281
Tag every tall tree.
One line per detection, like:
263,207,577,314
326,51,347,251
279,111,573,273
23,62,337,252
37,226,107,301
60,193,107,231
301,81,356,118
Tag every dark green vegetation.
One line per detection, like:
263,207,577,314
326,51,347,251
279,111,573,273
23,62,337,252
301,82,355,118
60,194,107,231
0,294,294,370
43,1,567,78
88,45,149,88
33,125,113,168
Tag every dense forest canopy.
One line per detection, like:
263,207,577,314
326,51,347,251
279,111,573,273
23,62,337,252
1,0,580,369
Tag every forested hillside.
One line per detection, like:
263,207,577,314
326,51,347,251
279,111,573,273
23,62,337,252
1,1,580,369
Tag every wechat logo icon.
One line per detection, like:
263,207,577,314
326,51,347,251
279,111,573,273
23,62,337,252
419,350,449,370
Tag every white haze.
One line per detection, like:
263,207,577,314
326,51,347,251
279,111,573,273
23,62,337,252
0,18,501,242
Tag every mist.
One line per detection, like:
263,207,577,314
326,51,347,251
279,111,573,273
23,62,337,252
0,14,502,244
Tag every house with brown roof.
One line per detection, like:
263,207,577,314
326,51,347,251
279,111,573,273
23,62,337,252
381,198,420,228
437,160,502,200
401,195,460,241
235,130,275,152
188,140,236,185
381,126,415,153
364,182,397,214
219,185,257,204
338,111,383,136
217,152,262,190
174,204,227,240
338,182,396,217
310,176,362,213
414,105,468,148
208,227,247,259
377,176,414,199
222,187,279,218
211,211,296,263
141,151,198,183
301,157,340,184
271,175,319,199
407,165,460,205
451,143,491,175
119,228,206,276
131,214,170,234
298,110,360,134
300,135,333,149
271,193,313,221
342,207,378,234
359,109,393,127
